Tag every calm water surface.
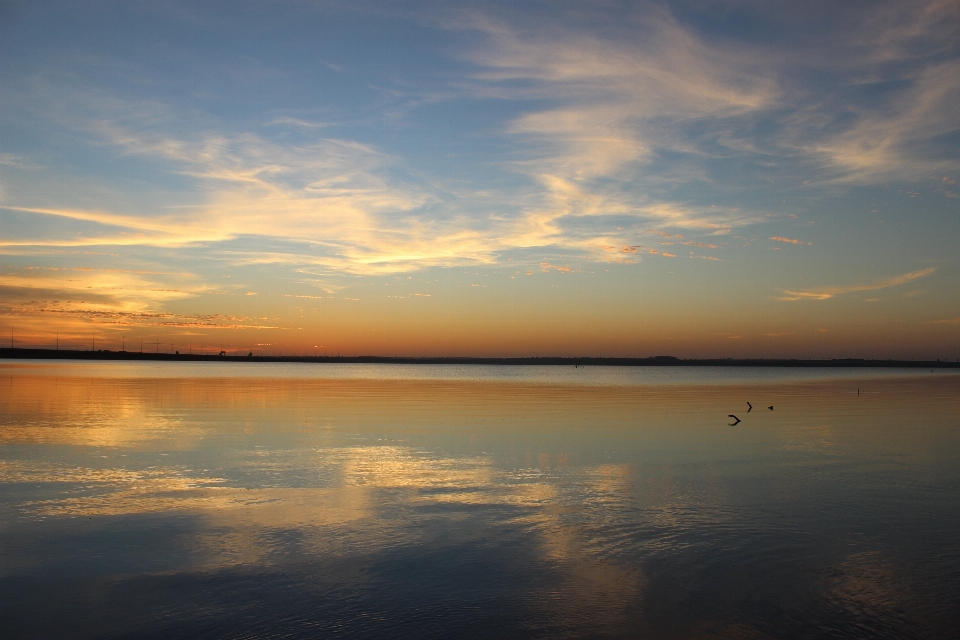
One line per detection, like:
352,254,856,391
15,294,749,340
1,362,958,638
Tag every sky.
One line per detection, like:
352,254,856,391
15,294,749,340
1,0,959,359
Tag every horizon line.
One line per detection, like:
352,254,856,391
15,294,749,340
1,348,958,368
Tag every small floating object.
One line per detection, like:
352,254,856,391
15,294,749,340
728,415,741,425
747,402,753,412
768,406,774,411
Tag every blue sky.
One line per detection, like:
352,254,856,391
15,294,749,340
1,0,959,357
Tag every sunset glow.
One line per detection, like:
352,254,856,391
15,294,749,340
2,1,958,358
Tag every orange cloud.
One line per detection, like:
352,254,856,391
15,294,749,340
776,268,936,301
770,236,812,245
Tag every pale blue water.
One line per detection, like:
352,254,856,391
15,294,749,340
7,359,951,383
1,362,959,638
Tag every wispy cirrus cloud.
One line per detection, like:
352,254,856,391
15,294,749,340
452,0,960,194
770,236,811,245
3,110,746,275
0,266,216,334
0,267,203,309
0,3,803,279
3,0,957,310
775,268,936,301
766,0,960,184
797,59,960,184
0,263,274,335
452,5,777,238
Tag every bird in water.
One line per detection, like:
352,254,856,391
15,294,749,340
747,402,753,412
728,415,741,425
768,406,774,411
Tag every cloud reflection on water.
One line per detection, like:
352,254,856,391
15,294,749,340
1,365,959,637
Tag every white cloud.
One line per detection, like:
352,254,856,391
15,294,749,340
4,109,750,274
5,0,957,281
460,7,777,189
454,0,960,190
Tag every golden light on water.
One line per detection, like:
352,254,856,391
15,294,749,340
2,363,959,636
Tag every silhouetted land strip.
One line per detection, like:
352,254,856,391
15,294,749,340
2,348,958,368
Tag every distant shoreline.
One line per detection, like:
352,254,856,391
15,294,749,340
2,347,958,368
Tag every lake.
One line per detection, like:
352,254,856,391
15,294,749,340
1,361,958,638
